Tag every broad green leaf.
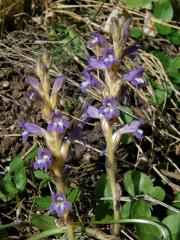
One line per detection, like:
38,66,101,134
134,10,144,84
168,30,180,45
31,215,58,231
67,188,84,202
162,214,180,240
131,200,151,218
135,217,162,240
0,178,18,201
150,186,165,201
153,0,173,20
130,27,142,38
121,202,132,219
167,56,180,83
122,0,151,9
123,170,153,196
9,157,23,172
94,174,112,199
14,167,26,191
35,196,52,210
120,106,134,123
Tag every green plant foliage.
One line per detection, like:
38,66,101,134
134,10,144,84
167,56,180,84
25,148,38,161
151,50,169,70
94,174,112,199
168,30,180,45
123,170,153,196
122,0,151,9
172,193,180,209
120,106,134,123
150,186,165,201
130,27,142,38
153,0,173,35
35,196,52,210
0,157,27,202
52,24,88,60
131,200,151,218
67,188,84,202
93,174,113,221
121,202,132,219
162,214,180,240
31,215,58,231
153,0,173,20
33,170,52,190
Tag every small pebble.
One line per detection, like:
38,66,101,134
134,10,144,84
2,81,9,88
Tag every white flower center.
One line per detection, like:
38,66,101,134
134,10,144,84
104,55,114,62
91,37,98,44
38,154,49,163
135,77,144,84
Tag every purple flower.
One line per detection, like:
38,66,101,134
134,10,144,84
80,68,102,92
34,148,52,170
88,49,118,69
47,111,70,134
68,124,86,143
27,90,42,101
20,121,46,141
25,76,42,94
124,67,146,89
99,97,120,120
87,32,108,48
123,45,142,61
86,97,119,120
49,192,72,217
51,75,66,95
119,120,144,139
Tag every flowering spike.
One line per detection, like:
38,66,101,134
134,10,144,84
99,97,120,120
49,192,72,217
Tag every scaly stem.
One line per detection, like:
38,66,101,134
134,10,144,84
103,122,120,239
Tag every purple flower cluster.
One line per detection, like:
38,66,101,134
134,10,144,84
49,192,72,217
87,32,108,49
80,68,102,92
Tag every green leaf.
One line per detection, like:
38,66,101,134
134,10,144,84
25,148,38,161
150,186,165,201
34,170,51,180
167,56,180,83
67,188,84,202
121,134,134,144
153,0,173,20
131,200,151,218
173,193,180,209
121,202,132,219
168,30,180,45
123,170,153,196
35,196,52,210
94,174,112,199
155,24,172,36
31,215,58,231
9,157,23,172
0,177,18,202
135,217,162,240
162,214,180,240
120,106,134,123
130,27,142,38
14,167,26,191
122,0,151,9
150,50,169,69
